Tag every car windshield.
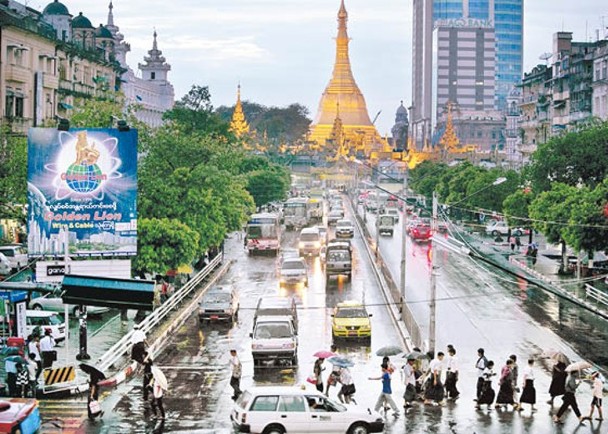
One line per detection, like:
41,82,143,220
335,307,367,318
282,261,305,270
203,292,230,304
254,323,292,339
337,221,351,228
48,315,62,325
300,233,319,241
379,216,394,225
329,211,342,217
247,225,277,239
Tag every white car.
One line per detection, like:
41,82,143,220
231,386,384,434
485,220,525,237
279,258,309,287
26,310,66,342
29,292,110,316
335,219,355,238
0,245,28,270
0,252,11,276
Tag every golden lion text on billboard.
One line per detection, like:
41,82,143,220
27,128,138,257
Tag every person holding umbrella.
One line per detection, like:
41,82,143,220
553,370,586,425
80,364,106,420
313,358,325,393
325,345,340,397
337,366,355,404
548,360,568,406
149,367,168,420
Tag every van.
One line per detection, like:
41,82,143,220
250,316,298,366
325,240,352,281
26,310,66,342
298,227,321,256
0,245,28,270
254,296,298,332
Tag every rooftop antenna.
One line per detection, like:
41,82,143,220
539,52,552,66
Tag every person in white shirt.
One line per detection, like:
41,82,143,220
475,348,488,401
26,353,38,397
229,349,242,400
337,367,355,404
131,324,147,364
423,352,445,405
518,358,536,412
39,329,56,369
445,347,460,400
27,335,42,381
585,371,604,421
402,358,417,408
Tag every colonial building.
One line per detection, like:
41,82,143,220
390,102,409,152
308,0,384,156
504,86,523,167
1,0,121,134
105,2,174,127
592,39,608,120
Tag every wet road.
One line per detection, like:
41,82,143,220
84,203,411,433
76,196,607,434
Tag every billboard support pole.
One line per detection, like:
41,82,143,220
64,227,69,365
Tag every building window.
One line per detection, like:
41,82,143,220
151,72,156,80
15,97,24,118
5,94,14,118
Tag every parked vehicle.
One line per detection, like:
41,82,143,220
331,300,372,341
279,258,309,287
26,310,66,342
29,291,110,316
0,253,12,276
325,240,352,281
377,214,396,236
254,296,298,332
198,286,239,322
0,245,28,270
231,387,384,434
335,219,354,239
485,220,526,237
250,315,298,366
298,227,322,256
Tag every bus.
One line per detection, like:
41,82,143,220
307,189,324,223
283,198,309,230
246,213,281,255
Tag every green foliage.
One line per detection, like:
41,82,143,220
0,128,27,221
528,121,608,192
408,161,448,198
216,101,311,144
133,218,199,276
246,167,290,207
528,183,579,245
503,189,534,228
163,85,231,136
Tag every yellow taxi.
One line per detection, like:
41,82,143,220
331,300,372,340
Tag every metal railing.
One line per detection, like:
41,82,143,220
585,284,608,310
97,255,223,372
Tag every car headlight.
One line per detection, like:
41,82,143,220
333,325,346,330
360,325,371,331
282,342,295,349
313,241,320,248
298,242,305,248
252,343,263,349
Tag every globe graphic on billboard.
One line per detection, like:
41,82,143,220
65,162,103,193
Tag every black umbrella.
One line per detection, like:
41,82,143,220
79,363,106,381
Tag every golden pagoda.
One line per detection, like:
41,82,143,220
308,0,382,153
229,84,250,138
439,101,460,152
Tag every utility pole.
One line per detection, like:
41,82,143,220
375,190,380,258
429,191,438,357
400,170,408,319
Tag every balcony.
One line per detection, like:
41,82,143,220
5,64,30,83
42,74,59,89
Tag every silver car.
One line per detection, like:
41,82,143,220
29,291,110,316
199,286,239,322
279,258,309,287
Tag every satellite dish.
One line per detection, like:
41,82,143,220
539,52,552,64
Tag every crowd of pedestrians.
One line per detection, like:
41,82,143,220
307,343,604,427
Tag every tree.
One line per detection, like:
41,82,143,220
408,160,448,198
503,188,535,243
133,218,199,276
0,128,27,222
246,168,290,207
163,85,230,136
529,183,579,271
528,121,608,192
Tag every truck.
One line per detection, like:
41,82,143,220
377,214,397,236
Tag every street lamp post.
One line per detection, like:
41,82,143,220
400,171,408,319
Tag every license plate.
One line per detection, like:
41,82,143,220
211,315,219,320
348,331,357,336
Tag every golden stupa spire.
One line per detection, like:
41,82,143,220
439,101,459,151
230,84,250,138
308,0,380,151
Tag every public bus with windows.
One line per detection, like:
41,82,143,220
283,198,309,230
246,213,281,255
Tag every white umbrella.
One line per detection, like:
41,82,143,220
151,366,168,390
565,361,592,373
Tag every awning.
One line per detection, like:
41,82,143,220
59,102,73,110
62,274,155,310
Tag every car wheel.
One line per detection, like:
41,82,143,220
348,422,370,434
32,304,43,311
263,425,286,434
492,230,499,237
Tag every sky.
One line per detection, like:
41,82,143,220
32,0,608,133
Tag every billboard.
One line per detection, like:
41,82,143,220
27,128,137,257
